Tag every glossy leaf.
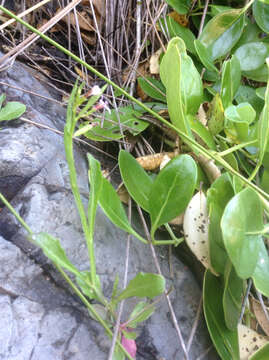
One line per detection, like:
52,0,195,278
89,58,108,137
234,21,262,50
149,155,197,234
194,39,219,74
199,9,245,60
33,232,80,276
137,77,166,103
160,38,203,138
203,270,239,360
116,273,165,301
224,102,256,142
243,64,268,82
207,173,234,274
128,301,155,328
220,56,241,109
253,0,269,33
0,101,26,121
98,177,145,243
256,87,266,100
252,241,269,297
235,85,264,120
221,188,264,279
164,0,191,14
119,150,153,212
223,261,244,330
234,42,269,71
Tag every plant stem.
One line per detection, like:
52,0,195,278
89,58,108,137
0,192,33,235
55,264,134,360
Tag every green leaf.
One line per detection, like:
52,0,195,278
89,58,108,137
162,16,196,54
127,301,155,328
234,42,269,71
194,39,219,75
207,93,225,135
149,155,197,235
164,0,191,14
199,9,245,61
243,63,268,82
235,85,264,120
81,106,149,141
224,103,256,142
98,177,146,243
250,343,269,360
221,188,264,279
119,150,153,212
252,241,269,297
137,77,166,103
160,37,203,139
220,56,241,109
253,0,269,33
116,273,165,301
76,271,102,300
207,173,234,274
203,270,239,360
257,60,269,169
223,261,244,330
189,116,216,150
210,5,233,16
234,21,262,50
256,87,266,100
32,232,80,276
0,101,26,121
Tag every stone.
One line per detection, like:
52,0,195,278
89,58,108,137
0,58,217,359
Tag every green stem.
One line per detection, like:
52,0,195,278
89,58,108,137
0,192,33,235
55,264,134,360
1,6,268,202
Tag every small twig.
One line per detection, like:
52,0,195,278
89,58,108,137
187,294,203,352
239,278,252,323
198,0,210,38
196,345,213,360
0,0,82,70
136,205,190,360
108,198,132,360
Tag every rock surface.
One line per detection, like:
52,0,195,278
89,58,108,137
0,58,218,359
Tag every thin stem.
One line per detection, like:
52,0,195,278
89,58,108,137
0,192,33,236
198,0,210,38
55,264,134,360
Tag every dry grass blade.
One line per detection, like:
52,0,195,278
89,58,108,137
0,0,82,69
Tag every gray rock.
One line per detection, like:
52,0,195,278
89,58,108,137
0,59,218,359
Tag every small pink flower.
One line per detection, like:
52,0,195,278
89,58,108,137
121,334,137,359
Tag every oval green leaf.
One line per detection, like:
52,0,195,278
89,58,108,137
221,55,241,109
207,173,234,274
199,9,245,60
221,188,264,279
0,101,26,121
149,154,197,234
234,42,269,71
119,150,153,212
117,273,165,301
194,39,219,74
253,0,269,33
252,241,269,297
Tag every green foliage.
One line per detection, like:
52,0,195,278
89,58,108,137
0,94,26,121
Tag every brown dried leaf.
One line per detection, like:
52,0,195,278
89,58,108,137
251,298,269,337
117,183,130,205
136,152,175,171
